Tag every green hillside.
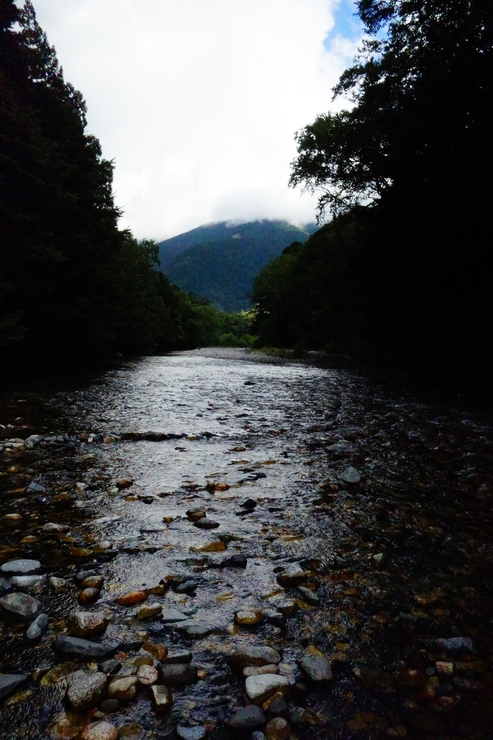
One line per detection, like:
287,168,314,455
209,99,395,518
157,220,316,312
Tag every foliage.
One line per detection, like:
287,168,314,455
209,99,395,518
260,0,493,372
0,1,249,367
158,220,315,312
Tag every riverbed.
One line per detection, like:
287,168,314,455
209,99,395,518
0,349,492,739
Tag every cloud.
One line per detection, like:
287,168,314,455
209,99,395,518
32,0,361,239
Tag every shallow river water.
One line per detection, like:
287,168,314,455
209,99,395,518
1,349,493,740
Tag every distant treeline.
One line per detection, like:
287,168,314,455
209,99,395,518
254,0,493,378
0,1,251,369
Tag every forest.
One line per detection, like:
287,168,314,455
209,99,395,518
0,0,251,371
253,0,493,382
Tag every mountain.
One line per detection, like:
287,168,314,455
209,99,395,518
157,220,317,312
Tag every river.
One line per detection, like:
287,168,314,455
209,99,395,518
0,349,492,739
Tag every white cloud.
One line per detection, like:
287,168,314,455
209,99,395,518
32,0,361,239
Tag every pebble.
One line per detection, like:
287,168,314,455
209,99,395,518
137,664,159,685
0,559,41,576
116,479,134,489
42,522,68,533
68,611,110,637
0,592,39,621
26,613,49,640
79,588,100,604
186,505,206,520
10,574,46,589
227,704,267,729
230,646,282,668
178,622,212,638
234,609,264,626
435,636,475,654
136,603,162,620
161,608,188,622
297,655,332,682
116,589,148,605
81,576,104,589
53,636,118,658
176,727,206,740
66,671,107,710
174,580,198,594
267,697,289,717
150,684,173,712
297,586,319,605
243,665,280,677
245,674,290,703
264,717,291,740
0,674,29,699
194,517,220,529
276,564,306,587
337,466,361,484
159,663,197,686
80,721,118,740
108,676,138,701
218,554,248,568
49,576,68,591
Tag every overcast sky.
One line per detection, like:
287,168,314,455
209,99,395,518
31,0,363,240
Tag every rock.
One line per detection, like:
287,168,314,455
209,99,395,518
161,608,188,623
186,505,206,520
49,576,69,592
99,660,122,676
162,650,193,664
150,684,173,712
243,665,280,677
435,637,476,654
230,646,282,668
176,727,206,740
26,613,49,640
116,479,134,489
297,586,319,606
137,664,159,685
79,588,100,604
177,622,212,638
0,577,11,595
143,643,168,660
81,576,104,589
227,705,267,729
159,663,197,687
241,498,257,510
26,482,46,494
218,554,247,568
10,574,46,590
264,717,291,740
267,697,289,717
0,592,39,621
53,636,118,658
136,603,162,620
337,466,361,484
252,734,266,740
42,522,68,534
245,674,290,703
0,674,29,699
276,600,298,617
174,580,198,594
297,655,332,682
68,611,110,637
80,721,118,740
276,564,306,587
108,676,138,701
66,671,107,710
116,589,148,605
194,517,220,529
0,559,41,576
234,609,264,626
40,662,79,686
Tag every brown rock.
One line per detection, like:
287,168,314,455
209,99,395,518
68,611,110,637
81,576,104,590
116,590,148,606
137,664,159,685
265,717,291,740
80,721,118,740
136,603,162,620
79,588,100,604
116,479,134,489
143,643,168,660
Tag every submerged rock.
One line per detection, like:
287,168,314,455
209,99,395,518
227,705,267,729
53,636,118,658
276,564,306,587
297,655,332,682
435,637,476,654
26,613,49,640
176,727,206,740
0,592,39,622
0,559,41,576
159,663,197,686
0,674,29,699
161,608,188,623
337,466,361,484
66,671,107,710
230,646,282,668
